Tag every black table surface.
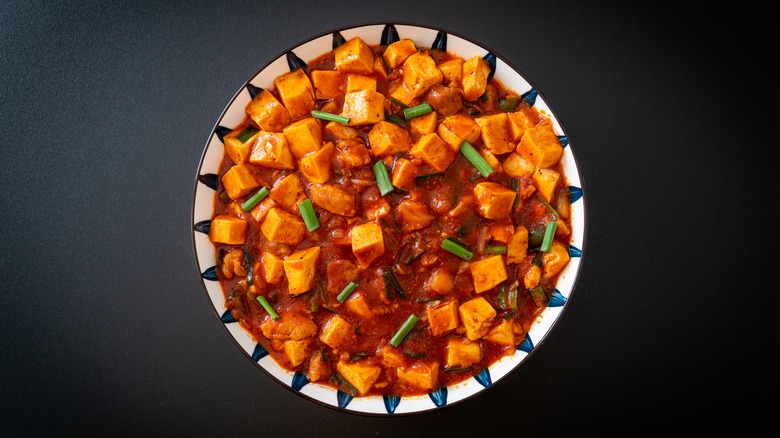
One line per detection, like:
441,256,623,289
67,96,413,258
1,1,773,436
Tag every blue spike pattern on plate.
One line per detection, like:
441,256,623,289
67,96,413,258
291,371,310,391
383,395,401,414
517,333,534,353
431,31,447,51
332,31,346,49
549,289,567,307
251,343,268,361
220,309,237,323
214,126,232,143
286,51,306,71
569,186,583,203
522,89,538,106
337,390,353,409
201,266,218,281
246,84,263,99
483,52,496,82
198,173,218,190
569,245,582,258
428,387,447,407
193,220,210,234
558,135,569,148
474,368,492,388
381,24,399,45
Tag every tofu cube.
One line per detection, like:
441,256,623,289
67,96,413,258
388,81,415,106
391,158,417,191
325,121,360,140
333,37,374,75
461,55,491,101
341,89,384,125
351,222,385,268
532,168,561,203
345,74,376,92
373,56,388,80
245,89,291,132
367,121,411,157
409,132,456,172
524,265,541,290
474,181,516,220
469,255,508,294
283,246,321,295
336,360,381,396
259,251,285,284
507,110,535,141
408,110,437,136
309,183,356,216
221,163,261,200
334,138,371,168
299,141,334,184
209,214,247,244
438,58,464,86
282,338,311,367
458,296,497,340
310,69,341,100
344,293,373,319
260,207,306,245
479,147,502,173
516,120,564,168
249,196,276,223
283,117,322,159
487,222,514,244
502,152,536,179
506,225,529,265
426,267,454,295
306,350,331,383
249,131,295,170
445,337,481,368
260,312,318,340
475,113,515,154
383,39,417,69
223,125,260,164
269,173,305,209
542,240,570,279
395,199,434,233
397,360,439,391
484,319,515,346
273,68,316,120
379,345,404,368
402,52,443,98
437,114,481,151
319,314,353,348
426,300,459,336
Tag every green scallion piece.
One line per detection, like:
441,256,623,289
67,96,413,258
372,161,394,196
311,110,349,124
256,295,279,320
235,126,259,143
389,314,419,347
528,285,548,307
381,267,406,299
484,244,507,255
460,141,493,178
441,237,473,261
241,186,270,211
389,97,409,110
299,199,320,231
384,111,407,127
498,96,519,112
337,282,359,303
540,221,558,252
403,102,433,119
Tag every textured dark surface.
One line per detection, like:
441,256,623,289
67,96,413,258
1,0,773,436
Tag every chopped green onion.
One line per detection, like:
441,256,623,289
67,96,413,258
528,285,548,307
511,178,520,210
537,195,560,220
384,111,407,127
241,186,270,211
414,172,444,183
311,110,349,124
389,97,409,110
389,314,419,347
372,161,394,196
498,96,519,112
298,199,320,231
484,244,507,255
337,282,359,303
540,221,558,252
403,102,433,119
235,126,259,143
460,141,493,178
256,295,279,320
441,237,473,261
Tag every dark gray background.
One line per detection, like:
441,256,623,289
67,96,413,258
1,0,773,436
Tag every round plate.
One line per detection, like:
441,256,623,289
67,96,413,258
192,22,587,416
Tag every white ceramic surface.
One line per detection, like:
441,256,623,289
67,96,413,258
192,23,586,416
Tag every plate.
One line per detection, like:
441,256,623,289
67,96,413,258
192,22,586,416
